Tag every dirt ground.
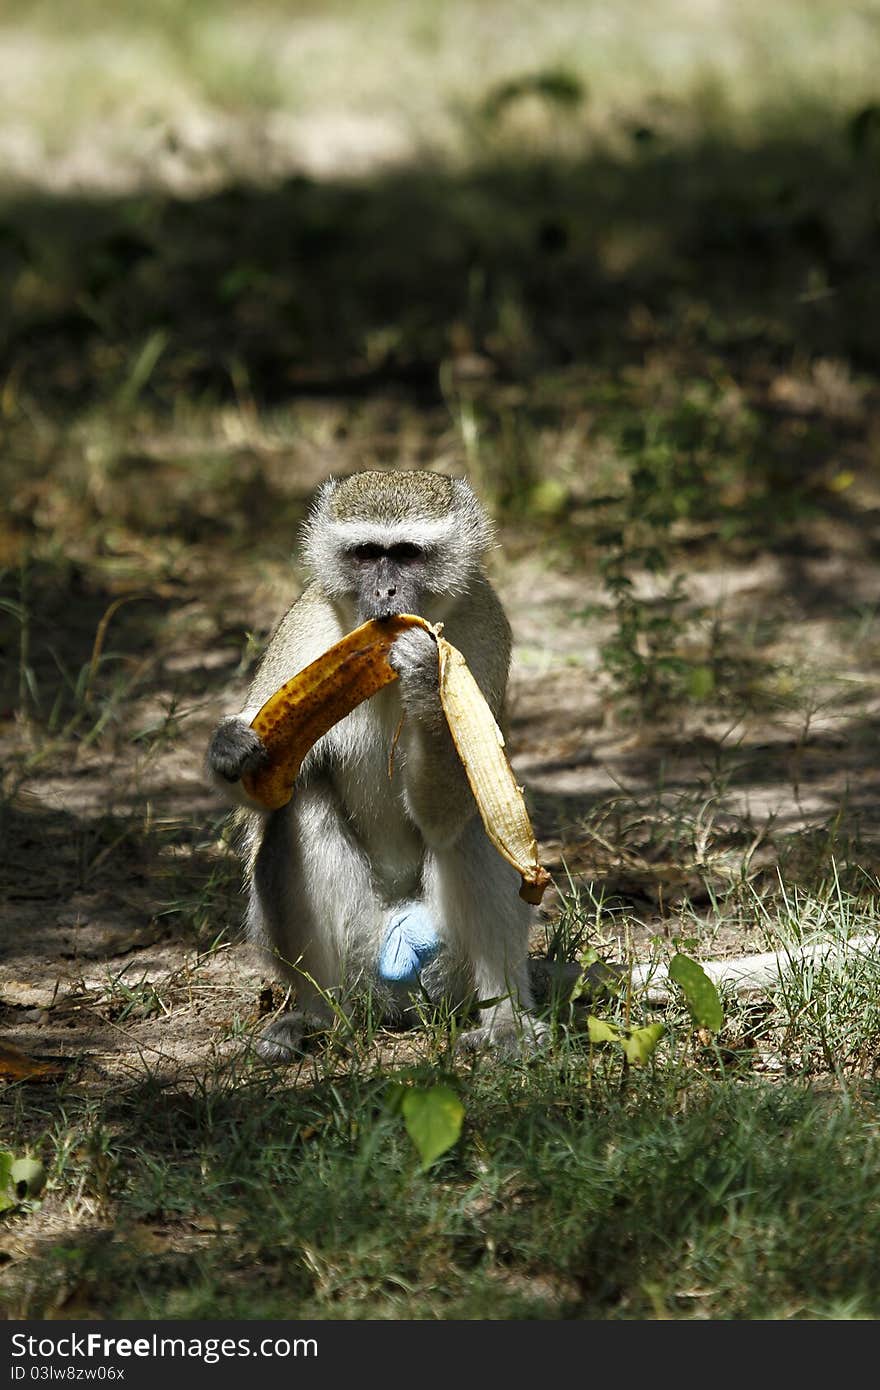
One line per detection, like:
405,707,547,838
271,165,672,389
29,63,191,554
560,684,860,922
3,491,880,1091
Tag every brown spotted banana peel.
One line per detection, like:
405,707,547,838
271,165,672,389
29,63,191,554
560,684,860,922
240,614,420,811
241,614,551,904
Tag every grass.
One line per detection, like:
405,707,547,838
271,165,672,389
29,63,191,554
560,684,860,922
3,0,880,1323
5,886,880,1320
5,857,880,1321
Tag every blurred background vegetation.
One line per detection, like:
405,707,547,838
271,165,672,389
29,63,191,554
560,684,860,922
3,0,880,722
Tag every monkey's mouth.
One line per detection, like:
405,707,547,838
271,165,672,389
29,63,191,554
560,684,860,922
358,600,401,623
359,591,425,623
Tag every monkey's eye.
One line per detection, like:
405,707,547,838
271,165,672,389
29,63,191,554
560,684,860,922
387,543,425,564
350,542,426,565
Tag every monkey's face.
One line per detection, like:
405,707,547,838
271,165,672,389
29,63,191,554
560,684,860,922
346,541,433,622
302,473,492,623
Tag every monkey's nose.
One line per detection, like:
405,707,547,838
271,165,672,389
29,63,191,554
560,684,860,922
376,585,397,598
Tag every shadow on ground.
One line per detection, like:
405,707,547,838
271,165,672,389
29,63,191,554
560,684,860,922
2,117,878,397
2,102,880,1079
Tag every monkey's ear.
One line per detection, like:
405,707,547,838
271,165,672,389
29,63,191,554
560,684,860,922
450,476,496,553
299,477,339,575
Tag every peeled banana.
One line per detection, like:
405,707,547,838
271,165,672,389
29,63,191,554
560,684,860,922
241,615,551,903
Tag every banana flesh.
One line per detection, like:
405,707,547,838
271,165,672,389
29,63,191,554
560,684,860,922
241,614,550,903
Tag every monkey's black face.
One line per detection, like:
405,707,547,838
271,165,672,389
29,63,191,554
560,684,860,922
347,542,432,621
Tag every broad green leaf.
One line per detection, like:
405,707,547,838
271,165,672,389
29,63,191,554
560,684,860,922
587,1016,623,1045
669,953,724,1031
402,1086,464,1170
529,479,568,517
10,1158,45,1200
688,664,715,699
0,1152,13,1213
567,946,601,1002
622,1022,665,1065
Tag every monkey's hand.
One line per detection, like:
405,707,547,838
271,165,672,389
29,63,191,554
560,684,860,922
388,626,443,726
388,627,476,846
207,715,269,785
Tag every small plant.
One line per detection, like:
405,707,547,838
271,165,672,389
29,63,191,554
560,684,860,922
387,1078,465,1170
599,561,694,714
0,1152,45,1213
668,953,725,1032
586,1014,665,1065
594,387,767,716
754,873,880,1077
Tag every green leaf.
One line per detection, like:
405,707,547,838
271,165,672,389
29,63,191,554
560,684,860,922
669,953,724,1031
401,1086,464,1170
587,1016,623,1044
0,1152,13,1213
622,1022,665,1065
528,479,568,517
568,951,621,1006
688,664,715,699
117,329,168,409
672,935,699,953
0,1152,44,1211
10,1158,45,1201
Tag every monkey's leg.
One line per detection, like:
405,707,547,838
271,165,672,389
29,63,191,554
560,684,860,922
423,816,546,1056
249,780,383,1061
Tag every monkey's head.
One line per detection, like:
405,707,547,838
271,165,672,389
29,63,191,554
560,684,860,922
302,471,494,623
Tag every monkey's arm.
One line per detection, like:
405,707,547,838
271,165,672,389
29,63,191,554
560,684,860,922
389,626,475,846
389,580,512,850
206,586,343,809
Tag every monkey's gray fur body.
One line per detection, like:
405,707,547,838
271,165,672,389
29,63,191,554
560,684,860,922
207,472,541,1058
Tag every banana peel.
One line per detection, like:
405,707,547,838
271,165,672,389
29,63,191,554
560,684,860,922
241,614,551,904
434,638,550,904
242,614,416,811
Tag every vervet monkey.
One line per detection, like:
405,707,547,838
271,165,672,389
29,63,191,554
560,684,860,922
207,470,542,1058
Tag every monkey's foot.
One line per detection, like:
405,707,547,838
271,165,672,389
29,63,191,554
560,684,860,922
456,1015,549,1060
377,903,441,991
253,1012,323,1063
